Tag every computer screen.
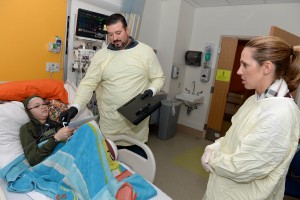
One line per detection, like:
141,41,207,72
75,8,108,41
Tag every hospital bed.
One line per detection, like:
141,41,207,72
0,79,171,200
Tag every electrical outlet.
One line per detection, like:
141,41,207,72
46,62,60,72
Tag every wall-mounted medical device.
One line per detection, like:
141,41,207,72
72,48,95,71
200,67,211,83
75,9,108,41
171,65,179,79
185,51,202,66
48,36,62,53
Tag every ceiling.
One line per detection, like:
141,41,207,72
184,0,300,7
79,0,122,13
78,0,299,13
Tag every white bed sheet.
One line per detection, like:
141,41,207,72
0,179,171,200
0,165,172,200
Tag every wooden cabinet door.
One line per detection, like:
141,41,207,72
269,26,300,46
205,37,238,141
269,26,300,100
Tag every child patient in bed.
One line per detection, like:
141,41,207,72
20,95,75,166
3,95,157,199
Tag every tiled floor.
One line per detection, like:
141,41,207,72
147,125,299,200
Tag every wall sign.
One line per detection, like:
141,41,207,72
216,69,231,82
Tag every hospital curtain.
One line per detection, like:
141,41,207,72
121,0,145,39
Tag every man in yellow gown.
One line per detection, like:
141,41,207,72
61,13,165,158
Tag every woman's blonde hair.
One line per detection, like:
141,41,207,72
246,36,300,92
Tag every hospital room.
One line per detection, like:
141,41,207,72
1,0,300,199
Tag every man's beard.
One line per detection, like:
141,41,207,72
112,39,129,50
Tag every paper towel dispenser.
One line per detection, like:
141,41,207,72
185,51,202,66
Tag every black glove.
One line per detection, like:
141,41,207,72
59,107,78,125
141,89,153,100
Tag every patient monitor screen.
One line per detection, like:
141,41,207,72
75,8,107,41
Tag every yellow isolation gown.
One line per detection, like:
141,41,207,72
73,42,165,146
203,95,300,200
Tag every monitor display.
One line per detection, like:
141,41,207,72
75,8,108,41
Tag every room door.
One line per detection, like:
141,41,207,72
205,37,238,141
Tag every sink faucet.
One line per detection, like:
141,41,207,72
185,88,191,94
192,81,195,95
196,91,203,96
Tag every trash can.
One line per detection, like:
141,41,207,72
149,91,167,125
157,99,182,140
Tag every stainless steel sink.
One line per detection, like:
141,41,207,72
175,92,204,104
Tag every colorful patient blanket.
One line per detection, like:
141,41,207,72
0,123,157,200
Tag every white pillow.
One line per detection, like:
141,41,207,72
64,81,77,105
0,101,30,168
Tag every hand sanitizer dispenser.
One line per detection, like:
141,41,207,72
201,67,211,82
171,65,179,79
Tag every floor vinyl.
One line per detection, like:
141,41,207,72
148,125,210,200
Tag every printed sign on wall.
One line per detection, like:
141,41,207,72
216,69,231,82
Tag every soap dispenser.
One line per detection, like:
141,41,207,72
200,67,211,83
171,65,179,79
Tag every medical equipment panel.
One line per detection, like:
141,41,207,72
75,8,108,41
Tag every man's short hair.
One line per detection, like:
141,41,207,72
106,13,127,28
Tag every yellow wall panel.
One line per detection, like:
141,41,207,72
0,0,67,81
